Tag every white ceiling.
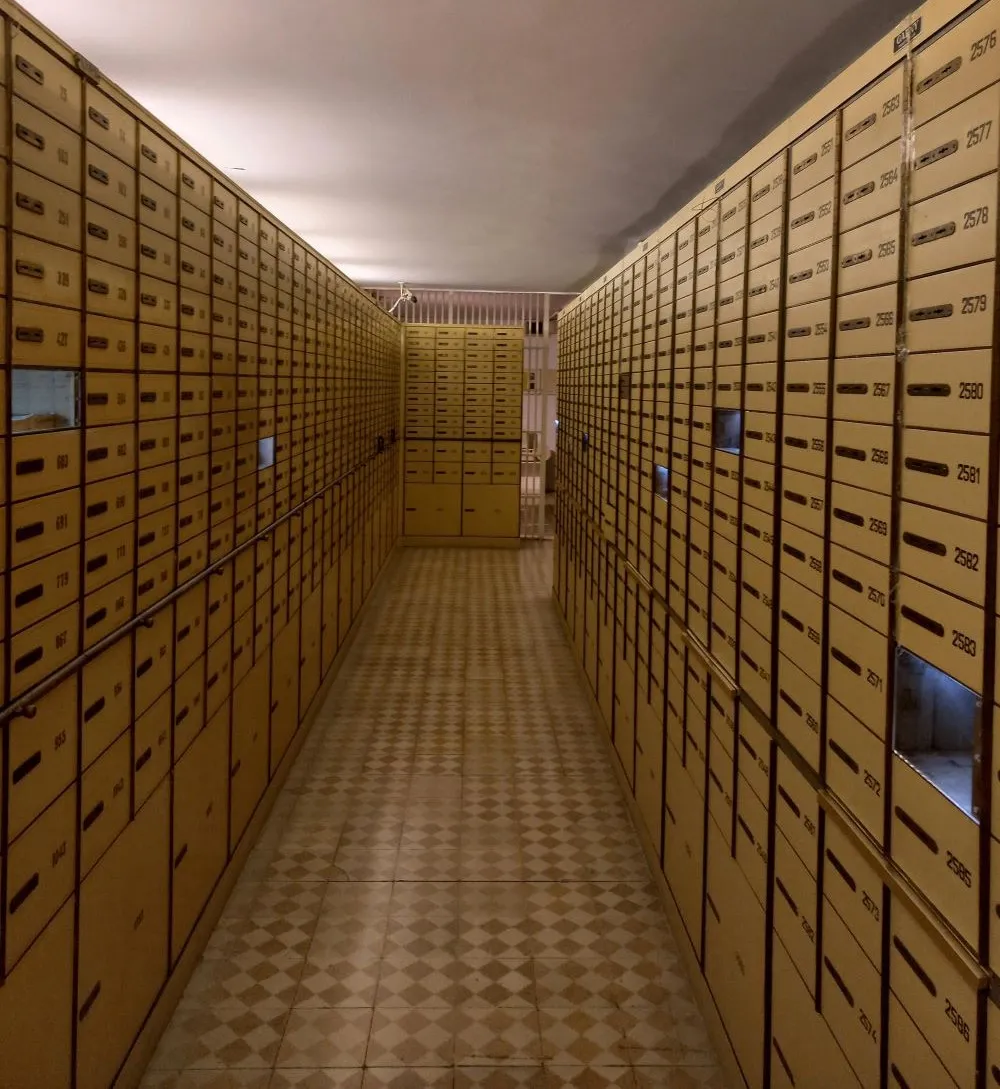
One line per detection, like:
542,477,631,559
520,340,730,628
25,0,914,291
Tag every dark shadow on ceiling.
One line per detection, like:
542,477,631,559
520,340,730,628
572,0,917,292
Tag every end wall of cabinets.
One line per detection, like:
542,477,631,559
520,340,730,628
404,323,523,539
555,1,1000,1086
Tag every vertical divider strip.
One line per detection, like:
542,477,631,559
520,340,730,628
117,93,138,840
971,6,1000,1072
704,201,721,665
627,268,638,783
768,146,792,755
165,144,184,973
609,275,622,747
0,11,13,995
813,103,845,1026
881,41,918,1089
641,252,655,717
660,236,679,868
69,44,90,1089
678,217,695,803
697,197,721,967
761,143,793,1084
731,177,753,855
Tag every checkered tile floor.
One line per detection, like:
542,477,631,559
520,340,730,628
143,545,723,1089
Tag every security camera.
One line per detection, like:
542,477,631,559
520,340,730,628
388,283,418,315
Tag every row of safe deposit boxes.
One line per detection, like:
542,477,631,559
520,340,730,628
0,6,405,1089
403,325,524,538
556,0,1000,1087
0,468,399,1089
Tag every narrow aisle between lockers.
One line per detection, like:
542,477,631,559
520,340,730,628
141,544,723,1089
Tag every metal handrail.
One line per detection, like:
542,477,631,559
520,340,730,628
0,443,399,729
682,629,737,698
819,791,989,990
558,491,992,987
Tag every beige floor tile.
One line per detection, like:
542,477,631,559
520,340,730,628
630,1070,726,1089
266,848,340,882
610,1008,715,1067
375,952,458,1008
382,916,459,958
395,848,462,881
452,1007,543,1067
276,1009,373,1068
401,823,463,849
294,959,382,1008
140,546,720,1088
533,958,691,1011
389,880,461,919
318,881,394,914
537,1009,631,1067
367,1007,456,1067
224,881,327,926
140,1073,272,1089
146,1007,289,1070
270,1071,365,1089
533,1071,635,1089
178,946,305,1013
444,957,536,1008
456,920,539,959
362,1069,454,1089
452,1069,547,1089
331,849,400,881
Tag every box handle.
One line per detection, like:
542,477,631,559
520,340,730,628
909,304,953,323
894,806,939,854
916,139,957,171
11,750,41,783
82,801,105,831
78,981,102,1022
916,57,960,96
14,259,45,280
13,582,44,609
825,847,858,893
84,589,111,625
14,123,45,155
891,934,936,995
827,739,858,774
88,106,110,130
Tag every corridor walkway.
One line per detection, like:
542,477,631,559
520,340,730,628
142,545,723,1089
